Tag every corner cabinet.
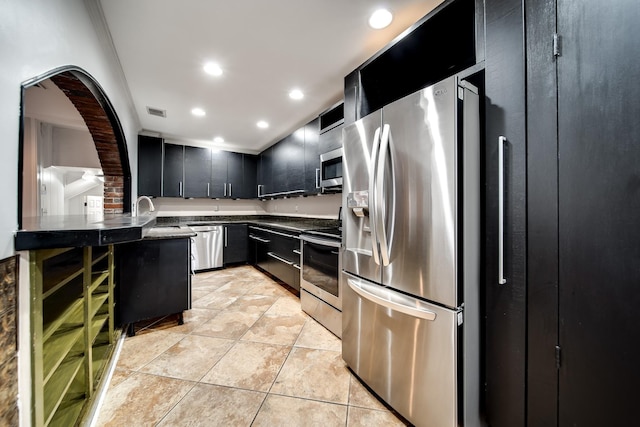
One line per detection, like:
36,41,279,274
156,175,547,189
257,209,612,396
28,245,116,427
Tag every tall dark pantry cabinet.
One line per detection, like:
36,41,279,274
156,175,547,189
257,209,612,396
526,0,640,426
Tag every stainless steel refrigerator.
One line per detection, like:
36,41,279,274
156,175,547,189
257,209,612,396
341,75,480,427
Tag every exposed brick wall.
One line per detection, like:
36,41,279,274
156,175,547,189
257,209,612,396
49,72,125,213
0,256,18,426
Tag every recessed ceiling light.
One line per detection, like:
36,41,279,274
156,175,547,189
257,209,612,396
203,62,223,76
213,136,224,144
191,107,206,117
257,120,269,129
289,89,304,100
369,8,393,29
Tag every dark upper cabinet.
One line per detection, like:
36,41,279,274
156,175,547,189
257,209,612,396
183,146,211,198
210,150,228,198
319,124,343,153
286,130,305,192
271,137,288,194
303,118,320,194
241,154,258,199
162,143,184,197
138,135,162,197
258,146,273,197
226,152,243,198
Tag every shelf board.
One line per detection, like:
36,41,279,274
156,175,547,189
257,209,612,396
89,271,109,293
90,313,109,345
43,355,83,426
43,297,83,344
42,265,84,300
42,326,83,385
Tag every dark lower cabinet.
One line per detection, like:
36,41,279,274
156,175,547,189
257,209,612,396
116,238,191,335
223,224,248,265
248,226,300,291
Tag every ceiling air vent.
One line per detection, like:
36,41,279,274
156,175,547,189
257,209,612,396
146,106,166,118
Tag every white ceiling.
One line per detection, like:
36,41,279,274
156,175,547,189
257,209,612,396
98,0,443,154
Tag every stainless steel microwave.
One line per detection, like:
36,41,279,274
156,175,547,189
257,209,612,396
319,147,343,189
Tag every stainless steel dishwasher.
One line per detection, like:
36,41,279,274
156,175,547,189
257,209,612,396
190,225,224,271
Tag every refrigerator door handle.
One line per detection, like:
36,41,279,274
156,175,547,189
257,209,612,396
347,277,437,321
375,124,393,266
498,136,507,285
369,126,382,265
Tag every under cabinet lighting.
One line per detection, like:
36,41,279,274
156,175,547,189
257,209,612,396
369,9,393,29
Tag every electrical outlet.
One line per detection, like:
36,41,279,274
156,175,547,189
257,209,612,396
295,205,299,212
214,205,219,212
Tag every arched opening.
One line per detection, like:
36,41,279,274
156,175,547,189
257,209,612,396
19,66,131,228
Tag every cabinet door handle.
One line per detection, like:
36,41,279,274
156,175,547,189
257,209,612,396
228,183,232,197
224,227,228,247
179,181,183,197
498,136,507,285
224,183,227,197
315,168,321,189
207,183,210,197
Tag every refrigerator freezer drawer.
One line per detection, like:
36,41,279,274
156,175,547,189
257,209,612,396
342,274,460,427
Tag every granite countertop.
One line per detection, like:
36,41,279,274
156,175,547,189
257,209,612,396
143,226,196,240
15,213,157,250
155,215,340,233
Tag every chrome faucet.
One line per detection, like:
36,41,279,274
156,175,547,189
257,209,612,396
135,195,155,216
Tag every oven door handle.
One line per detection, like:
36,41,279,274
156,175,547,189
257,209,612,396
301,235,341,248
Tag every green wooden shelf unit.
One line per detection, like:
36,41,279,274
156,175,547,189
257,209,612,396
29,245,117,427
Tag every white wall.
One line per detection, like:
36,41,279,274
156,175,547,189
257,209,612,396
0,0,140,259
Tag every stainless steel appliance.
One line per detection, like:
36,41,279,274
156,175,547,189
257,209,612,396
319,147,343,189
341,75,480,427
300,227,342,337
190,225,224,271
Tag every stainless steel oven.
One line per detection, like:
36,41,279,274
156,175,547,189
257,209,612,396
300,230,342,337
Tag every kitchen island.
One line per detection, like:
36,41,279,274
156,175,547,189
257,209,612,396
16,213,157,427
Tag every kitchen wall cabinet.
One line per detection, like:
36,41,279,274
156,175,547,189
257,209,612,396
184,146,211,198
28,245,116,427
137,135,162,197
303,118,320,194
240,154,258,199
116,237,191,336
209,150,228,198
162,143,184,197
223,224,248,265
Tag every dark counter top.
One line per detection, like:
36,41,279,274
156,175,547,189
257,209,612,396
143,226,196,240
155,215,340,233
15,213,157,251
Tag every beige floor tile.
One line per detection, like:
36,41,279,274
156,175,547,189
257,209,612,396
265,294,309,317
246,280,293,297
95,372,195,427
116,330,185,371
139,335,234,381
106,368,133,389
348,374,389,411
200,341,290,392
271,347,351,404
295,319,342,351
240,313,307,346
347,406,409,427
191,309,262,339
192,290,239,310
157,383,266,427
225,294,278,315
191,289,212,301
252,394,348,427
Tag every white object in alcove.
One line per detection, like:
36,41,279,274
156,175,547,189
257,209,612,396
84,195,103,215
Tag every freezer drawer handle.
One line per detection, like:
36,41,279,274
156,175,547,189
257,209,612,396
498,136,507,285
267,252,294,265
347,278,437,321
